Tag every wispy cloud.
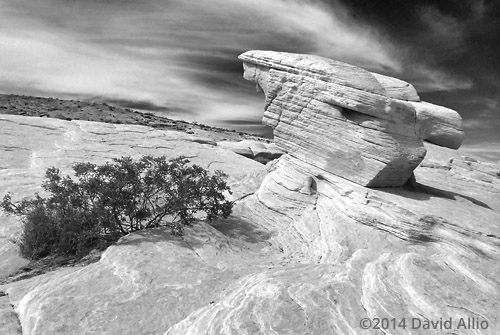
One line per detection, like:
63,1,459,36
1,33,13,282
417,5,466,54
462,97,500,129
236,0,402,71
0,0,484,127
0,0,405,122
407,65,474,92
451,95,500,151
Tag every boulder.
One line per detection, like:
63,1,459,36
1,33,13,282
239,50,464,187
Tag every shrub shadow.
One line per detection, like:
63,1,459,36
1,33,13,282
115,228,182,246
210,217,272,244
115,216,272,247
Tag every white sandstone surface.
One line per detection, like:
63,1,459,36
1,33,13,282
0,113,499,334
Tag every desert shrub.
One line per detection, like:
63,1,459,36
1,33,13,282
1,156,233,260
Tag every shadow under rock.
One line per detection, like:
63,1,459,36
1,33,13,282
379,180,492,210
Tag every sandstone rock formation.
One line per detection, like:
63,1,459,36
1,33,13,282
238,50,464,187
1,114,499,334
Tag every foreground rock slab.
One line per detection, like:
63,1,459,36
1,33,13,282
1,115,499,334
239,50,464,187
0,114,264,281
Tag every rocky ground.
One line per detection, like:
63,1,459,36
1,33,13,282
0,107,499,334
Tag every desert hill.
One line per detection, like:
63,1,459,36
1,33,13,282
0,94,267,142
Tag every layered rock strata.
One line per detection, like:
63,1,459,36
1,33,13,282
239,50,464,187
1,115,499,334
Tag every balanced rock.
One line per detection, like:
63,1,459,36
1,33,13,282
239,50,464,187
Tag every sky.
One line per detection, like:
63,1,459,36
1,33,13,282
0,0,499,161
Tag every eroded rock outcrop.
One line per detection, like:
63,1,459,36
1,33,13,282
1,114,499,334
239,50,464,187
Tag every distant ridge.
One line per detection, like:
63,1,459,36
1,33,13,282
0,94,268,142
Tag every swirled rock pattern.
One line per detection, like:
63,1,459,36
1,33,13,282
1,114,499,335
239,50,464,187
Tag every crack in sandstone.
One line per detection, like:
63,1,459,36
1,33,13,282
446,304,489,320
207,161,224,169
287,292,310,334
0,118,60,131
182,238,205,264
232,192,253,202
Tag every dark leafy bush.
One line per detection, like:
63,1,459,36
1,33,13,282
1,156,233,260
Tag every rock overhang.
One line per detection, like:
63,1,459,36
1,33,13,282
239,50,464,187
